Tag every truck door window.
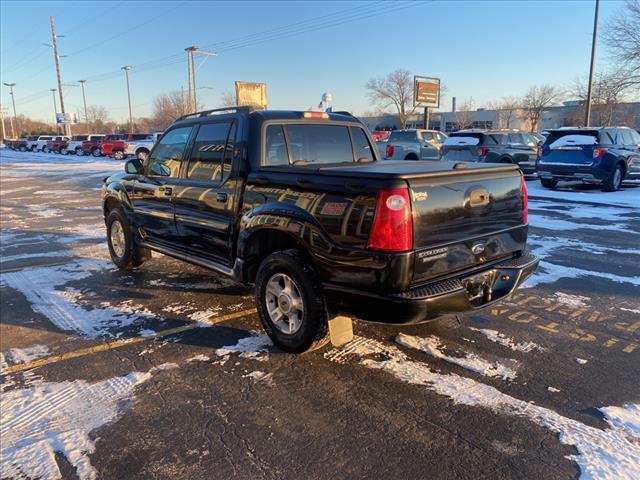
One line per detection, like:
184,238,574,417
147,126,192,177
284,124,353,165
350,127,374,162
265,125,289,166
187,122,232,181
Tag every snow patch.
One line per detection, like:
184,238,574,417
0,372,151,480
553,292,591,309
548,386,561,393
7,344,51,364
186,354,210,363
326,336,640,480
619,307,640,314
576,358,589,365
214,333,273,362
396,333,518,380
600,404,640,441
470,328,543,352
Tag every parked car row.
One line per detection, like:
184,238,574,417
4,132,161,160
376,126,640,191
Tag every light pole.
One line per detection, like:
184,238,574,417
121,65,133,131
78,80,89,132
585,0,600,127
51,88,58,133
3,82,17,138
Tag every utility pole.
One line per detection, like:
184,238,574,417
184,45,216,112
50,88,58,133
3,83,17,138
49,16,71,136
78,80,89,132
122,66,133,131
585,0,600,127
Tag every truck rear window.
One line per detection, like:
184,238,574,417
264,124,358,166
544,130,599,148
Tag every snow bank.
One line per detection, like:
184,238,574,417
396,333,518,380
7,345,51,364
0,372,151,480
600,404,640,441
326,336,640,480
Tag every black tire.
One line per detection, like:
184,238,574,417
602,163,624,192
106,208,150,270
113,150,125,160
75,147,84,156
42,146,50,153
255,249,329,353
19,145,27,152
540,178,557,189
92,147,102,157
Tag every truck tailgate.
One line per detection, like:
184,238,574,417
409,170,526,284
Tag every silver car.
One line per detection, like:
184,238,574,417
383,129,447,160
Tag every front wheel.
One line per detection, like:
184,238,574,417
113,150,125,160
255,250,329,353
75,147,84,156
540,178,557,189
19,145,27,152
92,148,102,157
106,209,150,270
602,164,624,192
42,146,50,153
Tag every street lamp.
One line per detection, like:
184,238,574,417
3,82,17,138
78,80,89,132
121,65,133,132
50,88,58,133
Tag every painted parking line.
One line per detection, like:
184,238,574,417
2,308,257,375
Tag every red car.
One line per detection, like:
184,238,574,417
101,133,151,160
44,136,69,153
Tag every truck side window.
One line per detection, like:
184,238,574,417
187,122,232,181
265,125,288,166
147,126,192,177
350,127,374,162
284,124,353,165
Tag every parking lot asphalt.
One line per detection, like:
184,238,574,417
1,150,639,480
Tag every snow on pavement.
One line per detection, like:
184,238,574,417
325,336,640,480
469,328,543,352
526,180,640,208
0,372,152,480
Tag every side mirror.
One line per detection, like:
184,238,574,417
125,158,143,174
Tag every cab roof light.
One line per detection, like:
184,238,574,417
303,112,329,119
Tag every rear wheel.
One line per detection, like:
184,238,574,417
602,164,624,192
42,146,50,153
113,150,125,160
19,145,27,152
92,147,102,157
75,147,84,156
106,209,149,270
255,250,329,353
540,178,557,189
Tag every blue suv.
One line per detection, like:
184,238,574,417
537,127,640,191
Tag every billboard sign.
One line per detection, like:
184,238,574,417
414,76,440,108
56,112,79,124
235,81,267,109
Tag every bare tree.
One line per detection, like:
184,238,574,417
604,0,640,89
152,90,193,130
520,85,563,132
572,71,632,126
219,90,236,107
366,69,417,129
453,98,475,130
494,97,522,129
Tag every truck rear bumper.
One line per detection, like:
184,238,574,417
324,252,539,324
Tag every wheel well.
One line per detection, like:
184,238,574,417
242,229,309,283
404,153,418,160
616,160,627,175
104,197,120,216
499,156,513,163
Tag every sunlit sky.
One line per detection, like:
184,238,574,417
0,0,627,123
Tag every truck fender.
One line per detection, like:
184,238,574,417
237,201,333,260
102,183,134,219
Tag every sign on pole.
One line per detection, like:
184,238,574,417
235,81,267,109
414,76,440,108
56,112,79,124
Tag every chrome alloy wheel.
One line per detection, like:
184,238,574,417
265,273,304,334
613,167,622,189
110,219,126,258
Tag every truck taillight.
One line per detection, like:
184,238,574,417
521,176,528,225
593,147,607,159
477,147,489,156
367,188,413,252
386,143,394,158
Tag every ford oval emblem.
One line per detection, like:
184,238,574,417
472,243,485,255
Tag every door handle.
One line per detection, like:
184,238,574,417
216,192,228,203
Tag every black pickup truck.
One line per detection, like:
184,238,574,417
102,108,538,352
